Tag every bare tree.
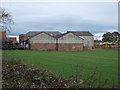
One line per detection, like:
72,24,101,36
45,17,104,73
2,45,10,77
0,8,14,32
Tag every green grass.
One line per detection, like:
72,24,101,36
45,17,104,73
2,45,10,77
2,48,118,87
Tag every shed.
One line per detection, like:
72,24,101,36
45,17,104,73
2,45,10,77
29,32,57,50
67,31,94,50
58,32,84,51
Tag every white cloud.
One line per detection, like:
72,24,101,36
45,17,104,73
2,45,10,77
95,37,103,40
106,29,118,32
94,33,104,37
1,0,119,2
93,29,118,40
93,33,103,40
1,2,118,36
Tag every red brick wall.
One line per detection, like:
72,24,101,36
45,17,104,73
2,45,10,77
83,46,94,51
6,37,17,43
0,31,6,40
30,43,94,51
21,36,31,41
58,43,83,51
30,43,57,51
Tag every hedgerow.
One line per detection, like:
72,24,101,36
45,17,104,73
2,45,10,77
2,60,98,88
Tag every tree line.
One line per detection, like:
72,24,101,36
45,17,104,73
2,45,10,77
102,32,120,42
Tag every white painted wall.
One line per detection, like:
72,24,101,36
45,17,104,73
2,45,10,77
79,36,94,46
29,32,94,46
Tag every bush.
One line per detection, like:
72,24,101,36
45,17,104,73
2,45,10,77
2,60,98,88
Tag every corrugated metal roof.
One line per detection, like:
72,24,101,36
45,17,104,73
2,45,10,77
67,31,93,36
20,31,93,41
26,31,61,37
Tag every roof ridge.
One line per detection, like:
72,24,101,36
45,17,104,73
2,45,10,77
27,31,61,32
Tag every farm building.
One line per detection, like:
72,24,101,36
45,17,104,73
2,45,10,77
57,32,84,51
19,31,94,51
19,31,61,48
6,37,17,43
29,32,58,50
0,31,17,43
66,31,94,50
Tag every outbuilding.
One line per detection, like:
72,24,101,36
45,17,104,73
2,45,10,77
20,31,94,51
29,32,61,50
57,32,84,51
66,31,94,50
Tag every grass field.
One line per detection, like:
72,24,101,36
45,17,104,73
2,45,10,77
2,48,118,87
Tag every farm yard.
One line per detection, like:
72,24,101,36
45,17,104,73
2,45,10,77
2,48,118,88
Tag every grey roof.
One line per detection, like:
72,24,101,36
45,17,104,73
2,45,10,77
67,31,93,36
19,34,27,37
26,31,40,36
26,31,61,37
20,31,93,41
55,32,84,40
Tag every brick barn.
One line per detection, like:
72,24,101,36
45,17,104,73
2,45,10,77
66,31,94,50
19,31,61,49
57,32,84,51
29,32,58,51
19,31,94,51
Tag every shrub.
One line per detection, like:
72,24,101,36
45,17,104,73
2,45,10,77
2,60,98,88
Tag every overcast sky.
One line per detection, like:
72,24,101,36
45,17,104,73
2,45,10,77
1,2,118,40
